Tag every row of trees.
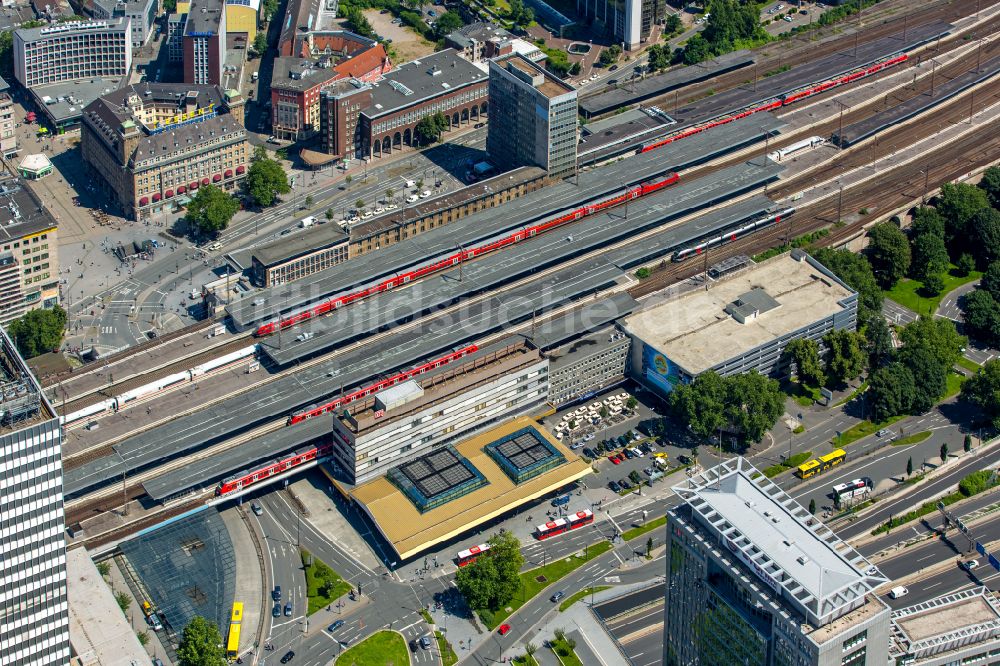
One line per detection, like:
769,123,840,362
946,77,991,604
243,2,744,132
678,0,768,65
7,306,67,359
785,329,866,389
667,370,784,446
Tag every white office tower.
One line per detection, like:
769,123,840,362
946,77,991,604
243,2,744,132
0,327,69,665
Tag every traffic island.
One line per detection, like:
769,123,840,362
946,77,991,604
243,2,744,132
334,630,409,665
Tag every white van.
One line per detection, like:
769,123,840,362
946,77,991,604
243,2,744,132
405,179,416,188
888,586,908,599
299,216,315,228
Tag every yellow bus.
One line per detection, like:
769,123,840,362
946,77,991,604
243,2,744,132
226,602,243,660
795,449,846,479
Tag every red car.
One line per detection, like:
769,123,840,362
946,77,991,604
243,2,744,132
608,454,621,464
498,624,511,636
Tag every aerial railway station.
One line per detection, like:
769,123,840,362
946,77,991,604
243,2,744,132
226,114,786,333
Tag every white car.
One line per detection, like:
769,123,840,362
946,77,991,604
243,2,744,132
207,241,222,251
406,194,419,203
362,211,374,218
419,190,431,198
385,203,398,210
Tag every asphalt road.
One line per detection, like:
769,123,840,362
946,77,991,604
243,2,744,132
601,595,664,666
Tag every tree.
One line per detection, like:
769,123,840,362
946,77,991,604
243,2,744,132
186,185,239,234
899,316,966,371
647,44,670,71
454,531,524,611
325,208,334,220
668,371,727,441
355,199,365,212
723,371,785,444
983,261,1000,300
898,346,946,414
244,154,290,207
812,248,883,322
569,61,582,76
906,456,913,477
785,338,824,387
6,306,67,358
434,10,462,34
525,643,538,657
938,181,991,254
961,359,1000,428
97,561,111,577
964,434,972,452
972,207,1000,268
682,33,712,64
868,362,915,421
863,316,893,370
962,289,1000,345
664,12,683,35
921,272,945,297
646,536,654,557
115,591,131,614
910,232,950,283
956,252,976,276
823,329,866,385
866,222,911,289
599,44,622,66
625,396,638,412
808,498,816,514
0,31,13,79
304,194,313,209
980,165,1000,209
385,187,394,203
940,442,949,462
176,616,226,666
345,7,375,37
252,31,267,55
911,206,946,240
344,174,353,187
415,111,448,143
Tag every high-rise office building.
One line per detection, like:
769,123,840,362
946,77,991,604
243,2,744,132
183,0,226,85
575,0,665,50
13,19,132,89
0,327,69,666
665,457,891,666
487,53,577,178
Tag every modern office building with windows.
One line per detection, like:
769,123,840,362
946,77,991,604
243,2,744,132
183,0,226,85
574,0,665,50
330,337,549,485
81,82,249,221
0,171,60,324
622,250,858,396
0,327,69,666
546,325,630,406
487,53,577,178
13,19,132,89
89,0,158,49
664,457,891,666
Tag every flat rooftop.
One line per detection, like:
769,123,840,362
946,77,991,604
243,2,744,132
891,587,1000,659
527,292,637,351
350,417,591,559
0,173,59,241
31,77,125,124
252,221,347,267
67,547,150,666
363,50,487,119
622,251,855,376
673,457,885,626
503,54,573,99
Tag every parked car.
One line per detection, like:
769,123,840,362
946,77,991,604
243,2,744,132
284,602,293,616
623,448,635,459
962,559,980,571
609,454,621,464
406,194,419,203
876,429,891,438
280,652,295,664
328,620,344,632
272,586,282,601
498,624,511,635
619,478,632,490
583,447,595,458
608,480,621,492
272,604,281,617
889,586,908,599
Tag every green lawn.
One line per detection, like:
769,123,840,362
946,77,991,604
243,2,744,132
884,266,982,315
550,637,584,666
891,431,932,446
435,631,457,666
622,515,666,541
837,415,905,446
301,549,352,616
512,656,540,666
957,356,982,373
479,542,612,629
834,381,869,407
558,586,611,612
945,370,968,399
335,630,409,666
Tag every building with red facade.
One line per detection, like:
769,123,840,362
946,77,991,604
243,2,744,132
270,31,389,142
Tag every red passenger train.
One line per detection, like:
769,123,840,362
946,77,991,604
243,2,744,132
534,509,595,540
640,53,909,154
216,443,333,495
253,174,680,337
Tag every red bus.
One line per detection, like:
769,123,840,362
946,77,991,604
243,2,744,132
534,509,594,540
456,543,490,567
